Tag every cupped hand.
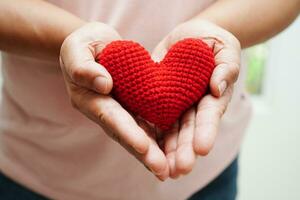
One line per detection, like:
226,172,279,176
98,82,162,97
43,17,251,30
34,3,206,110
59,22,169,180
152,19,241,178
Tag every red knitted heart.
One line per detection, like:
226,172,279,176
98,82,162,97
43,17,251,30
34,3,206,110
96,38,215,131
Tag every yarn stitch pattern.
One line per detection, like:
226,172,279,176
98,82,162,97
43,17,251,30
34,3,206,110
97,38,215,131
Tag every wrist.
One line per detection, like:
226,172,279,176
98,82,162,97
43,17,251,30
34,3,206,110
48,19,86,60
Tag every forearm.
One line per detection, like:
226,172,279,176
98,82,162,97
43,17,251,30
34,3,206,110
0,0,85,60
197,0,300,48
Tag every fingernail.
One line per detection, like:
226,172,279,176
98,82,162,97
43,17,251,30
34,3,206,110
218,81,227,96
93,76,108,93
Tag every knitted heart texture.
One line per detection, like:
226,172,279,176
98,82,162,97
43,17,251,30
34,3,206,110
96,38,215,131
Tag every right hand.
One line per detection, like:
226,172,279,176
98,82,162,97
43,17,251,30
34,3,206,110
59,22,169,181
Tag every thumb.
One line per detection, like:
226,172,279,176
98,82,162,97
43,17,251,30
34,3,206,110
60,40,113,94
60,22,123,94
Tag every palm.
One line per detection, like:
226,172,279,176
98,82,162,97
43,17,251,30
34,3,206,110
61,21,240,180
152,20,240,178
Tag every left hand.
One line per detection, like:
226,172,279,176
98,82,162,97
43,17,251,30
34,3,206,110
152,19,241,178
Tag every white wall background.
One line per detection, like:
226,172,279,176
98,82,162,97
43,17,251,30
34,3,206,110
238,17,300,200
0,17,299,200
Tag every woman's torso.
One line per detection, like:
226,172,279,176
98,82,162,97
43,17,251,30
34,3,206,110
0,1,251,199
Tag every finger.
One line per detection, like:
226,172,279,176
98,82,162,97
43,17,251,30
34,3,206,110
163,122,179,179
136,119,170,181
71,88,150,154
117,135,169,181
175,108,196,175
145,141,170,181
60,22,121,94
60,54,113,94
194,86,233,156
72,88,169,180
205,39,241,97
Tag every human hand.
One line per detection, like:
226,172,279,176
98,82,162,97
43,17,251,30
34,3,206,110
152,19,241,178
59,22,169,180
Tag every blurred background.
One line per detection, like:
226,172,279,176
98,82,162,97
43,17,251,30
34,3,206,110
238,17,300,200
0,17,299,200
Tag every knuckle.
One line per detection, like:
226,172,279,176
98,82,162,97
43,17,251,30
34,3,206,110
68,89,84,110
97,103,114,126
71,66,84,83
97,110,107,126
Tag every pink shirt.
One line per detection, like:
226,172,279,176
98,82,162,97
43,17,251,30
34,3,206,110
0,0,252,199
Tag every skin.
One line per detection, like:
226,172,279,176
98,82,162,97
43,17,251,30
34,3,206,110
0,0,299,181
152,20,240,178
